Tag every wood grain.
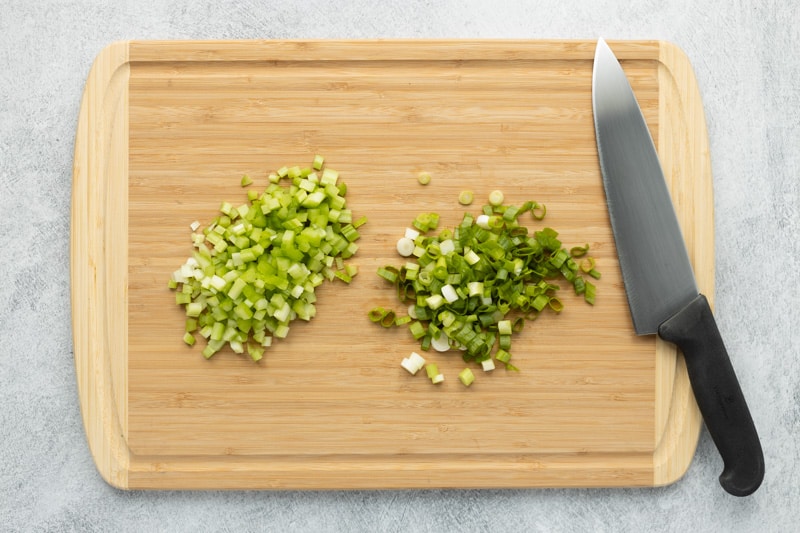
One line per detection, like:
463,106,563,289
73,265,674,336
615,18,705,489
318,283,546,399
72,40,708,489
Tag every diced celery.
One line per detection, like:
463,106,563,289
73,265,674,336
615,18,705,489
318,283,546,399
169,155,365,363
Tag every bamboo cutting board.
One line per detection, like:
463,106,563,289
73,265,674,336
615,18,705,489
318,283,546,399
71,40,712,490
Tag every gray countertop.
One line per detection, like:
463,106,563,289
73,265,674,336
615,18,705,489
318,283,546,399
2,1,797,531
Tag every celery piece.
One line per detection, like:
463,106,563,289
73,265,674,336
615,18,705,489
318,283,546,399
168,155,366,362
458,368,475,387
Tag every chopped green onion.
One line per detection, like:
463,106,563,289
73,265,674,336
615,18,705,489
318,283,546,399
408,320,427,339
412,212,440,232
368,307,390,323
570,244,589,257
377,266,399,284
425,363,439,379
573,276,586,295
369,190,599,379
489,190,504,206
401,351,426,375
417,171,431,185
394,315,412,326
584,281,597,305
548,297,564,313
531,202,546,220
458,190,474,205
379,310,396,328
495,349,512,364
430,332,451,352
396,237,415,257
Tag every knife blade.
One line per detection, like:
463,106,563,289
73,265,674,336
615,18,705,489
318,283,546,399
592,38,764,496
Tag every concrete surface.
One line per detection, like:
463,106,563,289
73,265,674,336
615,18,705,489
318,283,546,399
1,1,798,531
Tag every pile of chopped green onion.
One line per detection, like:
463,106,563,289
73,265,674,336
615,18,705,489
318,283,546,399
370,193,599,384
169,156,365,361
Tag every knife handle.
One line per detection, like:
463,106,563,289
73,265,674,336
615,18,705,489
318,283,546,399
658,294,764,496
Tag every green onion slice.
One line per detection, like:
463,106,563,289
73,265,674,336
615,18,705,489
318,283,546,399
570,244,590,257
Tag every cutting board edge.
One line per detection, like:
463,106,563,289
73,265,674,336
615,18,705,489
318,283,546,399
70,39,710,490
72,40,132,489
122,452,658,490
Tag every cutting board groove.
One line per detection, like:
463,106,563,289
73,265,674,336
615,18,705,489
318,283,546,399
72,40,710,489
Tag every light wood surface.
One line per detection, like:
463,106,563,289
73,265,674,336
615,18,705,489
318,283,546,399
71,40,709,490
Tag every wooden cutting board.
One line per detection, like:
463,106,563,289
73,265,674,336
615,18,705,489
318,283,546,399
71,40,711,490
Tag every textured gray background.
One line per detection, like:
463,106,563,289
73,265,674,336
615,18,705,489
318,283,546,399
1,1,798,531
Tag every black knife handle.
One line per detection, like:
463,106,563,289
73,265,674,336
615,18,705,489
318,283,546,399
658,294,764,496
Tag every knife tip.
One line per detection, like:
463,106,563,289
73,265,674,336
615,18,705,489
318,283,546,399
593,37,616,66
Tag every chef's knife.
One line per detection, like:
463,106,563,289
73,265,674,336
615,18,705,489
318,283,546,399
591,38,764,496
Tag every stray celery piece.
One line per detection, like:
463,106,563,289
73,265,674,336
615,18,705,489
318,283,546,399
313,154,325,170
458,368,475,387
183,332,196,346
247,343,264,362
241,174,253,187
